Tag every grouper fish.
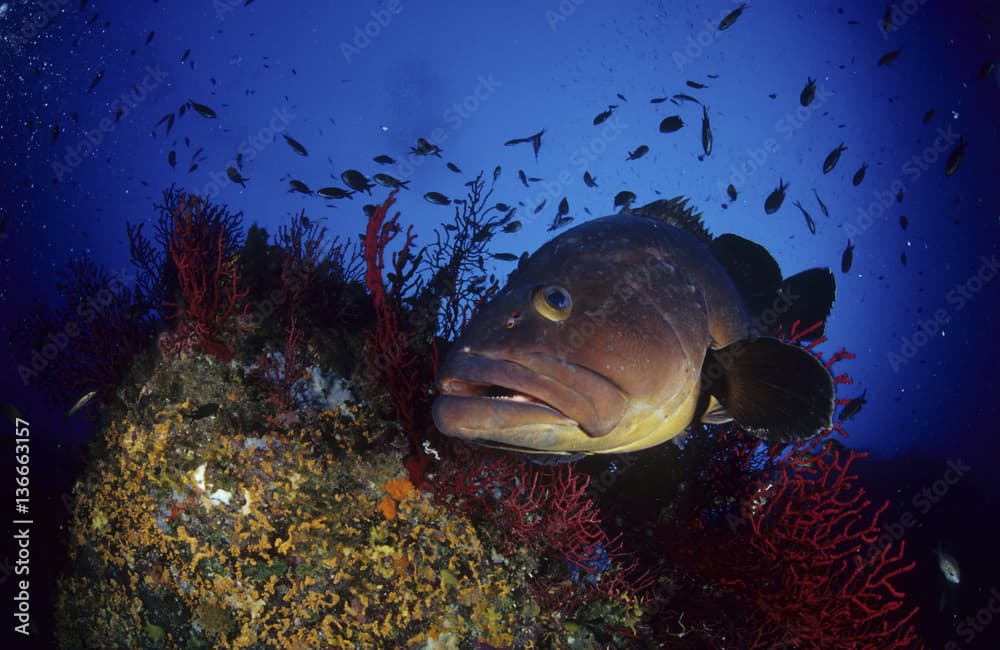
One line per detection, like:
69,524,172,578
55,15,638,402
433,197,837,456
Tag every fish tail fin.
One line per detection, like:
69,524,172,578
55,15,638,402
399,180,410,189
761,268,836,339
702,337,835,442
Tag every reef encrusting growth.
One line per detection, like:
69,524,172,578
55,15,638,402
54,353,640,648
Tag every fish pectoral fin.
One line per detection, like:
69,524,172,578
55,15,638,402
703,338,835,443
699,395,732,424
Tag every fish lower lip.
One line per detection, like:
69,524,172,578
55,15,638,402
438,380,562,414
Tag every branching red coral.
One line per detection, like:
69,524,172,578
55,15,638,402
160,192,247,361
362,190,435,484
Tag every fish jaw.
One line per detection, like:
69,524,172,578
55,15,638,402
433,349,628,452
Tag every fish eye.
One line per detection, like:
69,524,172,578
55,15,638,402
532,285,572,321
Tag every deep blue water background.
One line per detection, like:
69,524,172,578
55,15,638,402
1,0,998,646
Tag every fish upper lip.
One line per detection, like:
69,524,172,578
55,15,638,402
436,350,626,437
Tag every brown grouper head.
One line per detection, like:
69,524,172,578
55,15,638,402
433,215,751,455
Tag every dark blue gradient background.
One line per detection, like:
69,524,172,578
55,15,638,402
1,0,998,645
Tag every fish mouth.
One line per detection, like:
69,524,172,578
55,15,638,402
433,350,627,450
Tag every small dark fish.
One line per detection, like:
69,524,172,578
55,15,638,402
424,191,450,205
71,111,78,123
373,154,396,164
764,179,789,214
492,253,519,262
841,240,854,273
768,93,777,99
181,48,191,63
547,215,574,232
593,105,616,125
410,137,442,157
896,189,904,203
701,106,713,156
145,30,155,45
800,77,816,107
226,166,248,187
87,68,105,93
341,170,374,194
627,145,649,160
659,115,684,133
168,150,176,168
533,199,547,214
502,220,522,233
839,390,867,420
189,101,216,119
852,163,867,186
283,134,308,156
793,201,816,234
493,165,502,182
66,390,97,418
882,5,893,33
114,106,123,122
495,203,511,212
557,197,569,218
726,184,737,201
901,249,908,266
614,190,636,210
317,186,353,199
719,3,748,30
649,97,668,104
899,215,908,230
671,93,701,105
446,162,462,174
616,92,627,102
922,108,935,125
289,179,311,195
504,128,545,160
945,136,967,177
583,171,598,188
978,58,997,80
812,188,829,217
50,124,59,143
188,162,198,173
373,173,410,189
823,143,847,173
686,80,708,89
518,169,529,187
878,48,903,67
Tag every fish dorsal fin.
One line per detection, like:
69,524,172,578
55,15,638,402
708,234,783,303
702,337,835,443
628,196,713,244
